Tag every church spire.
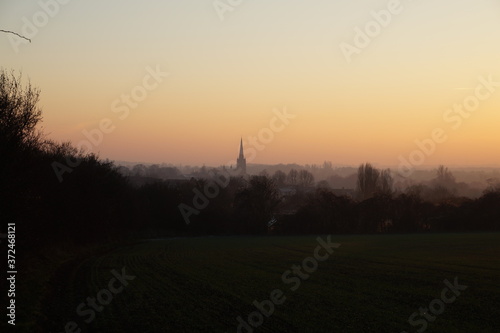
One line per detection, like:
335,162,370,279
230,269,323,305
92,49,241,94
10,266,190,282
236,137,246,175
239,137,244,159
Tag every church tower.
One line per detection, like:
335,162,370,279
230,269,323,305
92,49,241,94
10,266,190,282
236,138,246,175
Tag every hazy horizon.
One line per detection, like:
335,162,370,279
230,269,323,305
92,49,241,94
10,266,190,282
114,158,500,170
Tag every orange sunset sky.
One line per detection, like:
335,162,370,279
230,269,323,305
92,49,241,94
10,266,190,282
1,0,500,167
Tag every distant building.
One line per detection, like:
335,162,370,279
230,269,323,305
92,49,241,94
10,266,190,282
236,138,246,175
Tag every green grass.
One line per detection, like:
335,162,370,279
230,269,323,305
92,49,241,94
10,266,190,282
37,233,500,332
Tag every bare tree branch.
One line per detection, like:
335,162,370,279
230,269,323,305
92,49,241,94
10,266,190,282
0,29,31,43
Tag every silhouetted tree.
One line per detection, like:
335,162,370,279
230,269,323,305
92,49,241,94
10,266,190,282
356,163,380,201
323,161,333,170
233,176,280,234
391,193,427,232
473,190,500,230
148,164,161,177
298,169,314,188
0,69,42,152
379,169,393,196
0,69,44,236
138,181,186,232
272,170,287,187
132,164,147,176
294,189,354,233
356,194,391,233
287,169,298,185
435,165,456,186
428,165,457,203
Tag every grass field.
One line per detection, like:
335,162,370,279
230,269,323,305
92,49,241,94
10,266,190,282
38,233,500,333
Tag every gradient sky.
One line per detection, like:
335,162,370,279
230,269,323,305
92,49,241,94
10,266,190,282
1,0,500,167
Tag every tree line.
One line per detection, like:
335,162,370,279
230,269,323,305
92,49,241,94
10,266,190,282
2,70,499,251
